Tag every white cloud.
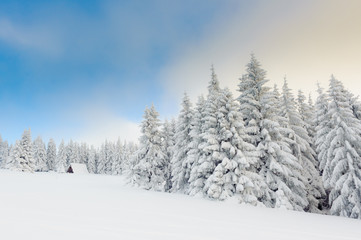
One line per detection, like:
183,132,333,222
0,19,62,56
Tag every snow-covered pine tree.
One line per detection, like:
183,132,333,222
280,80,325,212
188,66,222,197
65,140,78,166
162,119,176,191
87,146,97,174
6,140,22,171
324,76,361,219
33,136,48,172
79,143,89,165
259,88,308,211
97,142,107,174
237,54,266,147
186,95,206,195
6,129,35,172
55,140,67,173
0,136,9,168
171,93,194,193
237,57,307,210
204,88,266,204
105,141,114,175
123,141,139,177
74,142,81,163
308,94,318,152
297,90,316,143
112,139,123,175
131,104,168,191
121,141,131,174
315,84,331,175
46,138,57,171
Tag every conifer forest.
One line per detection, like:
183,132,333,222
2,55,361,220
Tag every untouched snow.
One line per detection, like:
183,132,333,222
0,170,360,240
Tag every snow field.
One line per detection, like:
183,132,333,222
0,170,360,240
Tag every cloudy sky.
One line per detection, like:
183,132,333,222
0,0,360,146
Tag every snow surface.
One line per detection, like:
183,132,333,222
0,170,360,240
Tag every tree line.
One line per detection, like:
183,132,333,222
1,55,360,219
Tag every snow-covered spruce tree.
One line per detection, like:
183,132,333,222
237,54,266,147
112,139,123,175
87,146,97,174
204,88,267,204
105,142,115,175
259,88,308,210
171,93,194,193
55,140,67,173
6,129,35,172
6,140,22,171
79,143,89,165
237,57,307,210
324,76,361,219
0,136,9,168
188,66,222,197
65,140,78,166
124,141,139,177
297,90,316,144
131,104,168,191
315,84,331,175
280,80,325,212
97,142,109,175
185,95,206,195
46,138,57,171
33,136,48,172
121,141,131,174
162,119,176,191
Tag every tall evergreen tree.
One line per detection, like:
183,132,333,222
259,89,308,210
131,105,168,191
55,140,67,173
297,90,316,143
237,56,307,210
6,129,34,172
33,136,48,172
315,84,331,174
112,139,123,175
46,138,57,171
324,76,361,218
205,88,266,203
6,140,22,171
0,136,9,168
188,66,222,196
97,141,110,175
87,146,97,174
280,80,325,212
186,95,206,195
162,119,176,191
237,54,266,147
65,140,78,166
79,143,89,165
171,93,194,193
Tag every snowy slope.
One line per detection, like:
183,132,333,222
0,170,360,240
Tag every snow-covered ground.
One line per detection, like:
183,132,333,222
0,170,360,240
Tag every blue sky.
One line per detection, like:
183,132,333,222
1,0,360,145
0,0,249,145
